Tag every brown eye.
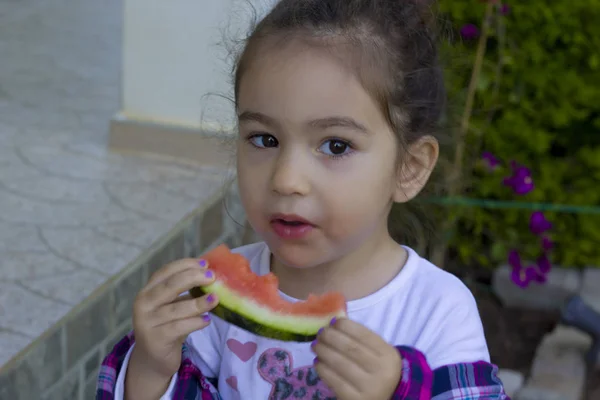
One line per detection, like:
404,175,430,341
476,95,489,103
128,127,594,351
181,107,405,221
319,139,351,156
329,141,347,155
250,134,279,148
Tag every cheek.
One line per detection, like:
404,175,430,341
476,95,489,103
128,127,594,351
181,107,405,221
237,176,264,233
236,152,268,226
236,144,259,185
322,160,395,227
237,165,258,204
329,151,396,197
324,194,389,244
327,183,390,217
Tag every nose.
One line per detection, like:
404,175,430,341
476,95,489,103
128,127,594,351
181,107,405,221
270,151,310,196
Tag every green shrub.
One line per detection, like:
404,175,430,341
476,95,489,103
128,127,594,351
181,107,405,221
435,0,600,268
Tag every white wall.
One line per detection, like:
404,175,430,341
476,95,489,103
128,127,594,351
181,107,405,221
121,0,277,132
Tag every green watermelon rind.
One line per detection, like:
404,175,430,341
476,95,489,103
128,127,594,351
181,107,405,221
189,281,347,342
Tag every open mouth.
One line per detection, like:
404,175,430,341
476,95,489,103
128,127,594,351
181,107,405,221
269,214,315,239
270,213,314,226
274,219,308,226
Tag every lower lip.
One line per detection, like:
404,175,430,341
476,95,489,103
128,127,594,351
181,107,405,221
271,221,314,239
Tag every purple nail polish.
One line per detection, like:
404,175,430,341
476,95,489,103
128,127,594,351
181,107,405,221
310,340,317,348
317,328,324,336
206,294,214,303
199,259,207,268
203,314,211,322
330,317,337,326
205,270,213,278
313,357,319,365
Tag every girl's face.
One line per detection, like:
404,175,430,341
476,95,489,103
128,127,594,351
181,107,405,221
236,41,433,269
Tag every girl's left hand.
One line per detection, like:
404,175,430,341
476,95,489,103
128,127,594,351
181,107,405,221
311,317,402,400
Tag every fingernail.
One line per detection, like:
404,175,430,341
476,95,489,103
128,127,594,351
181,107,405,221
310,340,317,348
206,294,215,303
317,328,324,336
205,270,213,279
313,357,319,365
199,259,207,268
203,314,211,322
330,317,337,326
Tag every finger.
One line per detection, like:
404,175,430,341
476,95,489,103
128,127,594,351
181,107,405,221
315,326,377,373
152,293,219,327
314,360,360,400
312,339,367,384
157,315,212,343
173,293,193,303
146,258,208,288
142,267,216,309
331,318,389,356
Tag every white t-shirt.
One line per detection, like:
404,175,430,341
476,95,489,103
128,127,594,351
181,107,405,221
114,242,490,399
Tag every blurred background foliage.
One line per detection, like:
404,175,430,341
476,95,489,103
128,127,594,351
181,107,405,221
391,0,600,270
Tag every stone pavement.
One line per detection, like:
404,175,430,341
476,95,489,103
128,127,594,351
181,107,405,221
494,264,600,399
0,0,232,368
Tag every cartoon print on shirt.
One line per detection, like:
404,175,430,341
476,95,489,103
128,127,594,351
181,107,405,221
258,348,336,400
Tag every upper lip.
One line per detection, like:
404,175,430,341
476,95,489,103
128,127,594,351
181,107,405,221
270,213,315,226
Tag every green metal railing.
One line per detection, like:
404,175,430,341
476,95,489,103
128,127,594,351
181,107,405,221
420,197,600,215
416,196,600,293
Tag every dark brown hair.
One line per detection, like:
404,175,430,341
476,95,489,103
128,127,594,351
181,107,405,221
232,0,447,148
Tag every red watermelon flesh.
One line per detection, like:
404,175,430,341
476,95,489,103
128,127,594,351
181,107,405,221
189,244,347,341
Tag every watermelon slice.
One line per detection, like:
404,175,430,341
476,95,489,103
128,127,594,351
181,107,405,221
189,244,348,342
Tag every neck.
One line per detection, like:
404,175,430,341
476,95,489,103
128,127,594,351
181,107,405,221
271,229,408,301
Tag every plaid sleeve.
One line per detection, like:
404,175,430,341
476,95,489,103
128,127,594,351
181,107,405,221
392,346,511,400
95,330,222,400
96,331,135,399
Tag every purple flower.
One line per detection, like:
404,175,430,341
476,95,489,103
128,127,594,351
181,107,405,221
537,253,552,274
508,249,521,269
508,250,547,288
532,267,548,283
460,24,480,40
500,4,510,15
482,151,501,171
529,211,552,235
510,264,541,288
541,236,554,251
503,161,534,195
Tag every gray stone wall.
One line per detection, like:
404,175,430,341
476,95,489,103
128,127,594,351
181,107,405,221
0,182,252,400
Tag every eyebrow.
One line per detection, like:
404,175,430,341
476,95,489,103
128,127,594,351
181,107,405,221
237,111,370,135
237,111,276,127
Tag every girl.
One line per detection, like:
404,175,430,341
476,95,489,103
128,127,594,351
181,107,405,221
97,0,509,399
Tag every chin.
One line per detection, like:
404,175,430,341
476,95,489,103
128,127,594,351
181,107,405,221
264,237,327,270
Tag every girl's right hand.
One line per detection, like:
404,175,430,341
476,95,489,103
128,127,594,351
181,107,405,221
129,258,218,379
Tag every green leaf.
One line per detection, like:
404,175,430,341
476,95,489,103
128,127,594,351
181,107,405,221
435,0,600,269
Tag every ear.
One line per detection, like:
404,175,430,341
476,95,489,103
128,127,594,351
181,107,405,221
393,135,439,203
